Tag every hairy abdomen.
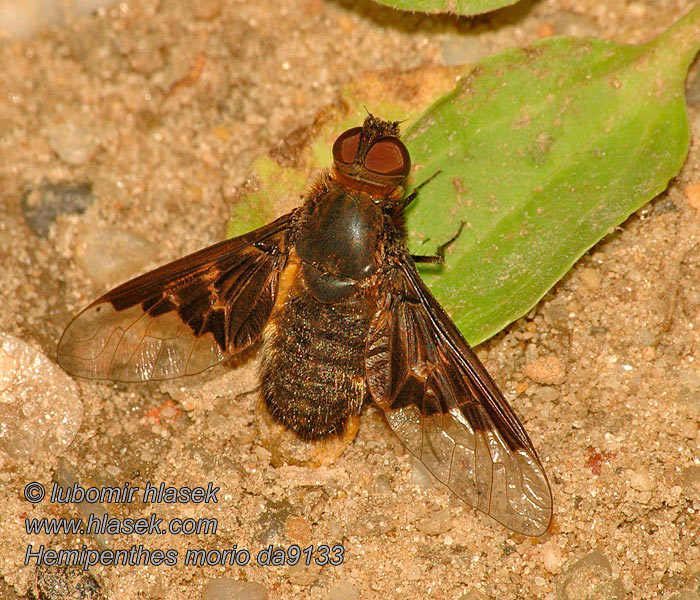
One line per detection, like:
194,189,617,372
260,265,370,439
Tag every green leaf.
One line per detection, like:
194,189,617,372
371,0,519,17
405,4,700,343
229,6,700,345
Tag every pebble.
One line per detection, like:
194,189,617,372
202,579,268,600
328,580,359,600
641,346,656,361
255,499,293,545
555,549,624,600
524,355,566,386
54,459,114,550
416,508,452,536
536,385,560,403
285,515,311,544
680,466,700,491
0,0,114,39
128,42,165,76
286,562,321,586
45,122,99,166
21,178,96,237
678,420,698,439
400,561,422,582
31,563,103,600
628,469,656,492
73,227,157,289
685,182,700,211
542,304,570,331
542,545,564,573
372,473,393,494
675,386,699,409
578,267,601,292
0,332,82,461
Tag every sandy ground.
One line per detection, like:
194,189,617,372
0,0,699,598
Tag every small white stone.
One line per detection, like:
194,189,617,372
45,122,99,166
73,227,157,288
0,0,115,39
0,332,81,461
629,469,655,492
542,545,563,573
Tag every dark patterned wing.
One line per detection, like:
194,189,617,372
58,213,292,382
366,257,553,536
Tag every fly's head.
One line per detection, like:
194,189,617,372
331,114,410,203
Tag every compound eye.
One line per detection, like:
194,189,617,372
332,127,362,165
364,137,410,177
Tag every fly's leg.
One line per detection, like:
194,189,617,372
412,221,466,264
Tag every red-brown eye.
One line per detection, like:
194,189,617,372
364,137,410,177
332,127,362,165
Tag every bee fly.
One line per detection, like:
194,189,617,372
57,115,553,536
